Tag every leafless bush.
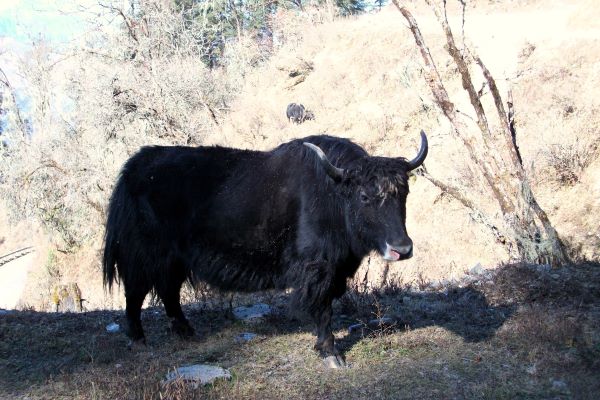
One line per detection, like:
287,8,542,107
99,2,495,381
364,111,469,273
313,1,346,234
0,0,262,250
339,270,409,319
543,142,597,185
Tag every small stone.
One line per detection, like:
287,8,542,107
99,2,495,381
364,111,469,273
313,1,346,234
165,365,232,388
551,274,560,279
368,317,395,328
235,332,257,343
115,363,122,369
551,379,568,391
533,264,551,273
470,263,484,275
348,323,364,334
322,355,346,369
106,322,120,333
526,364,537,375
233,303,271,323
429,280,442,290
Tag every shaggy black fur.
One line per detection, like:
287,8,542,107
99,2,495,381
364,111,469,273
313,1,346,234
103,134,426,366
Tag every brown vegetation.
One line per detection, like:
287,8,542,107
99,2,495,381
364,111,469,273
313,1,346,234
0,0,599,396
0,0,597,310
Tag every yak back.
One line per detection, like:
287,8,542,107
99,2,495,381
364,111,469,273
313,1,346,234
103,135,368,292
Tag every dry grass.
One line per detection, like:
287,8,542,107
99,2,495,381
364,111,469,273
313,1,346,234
2,0,599,310
1,262,599,399
0,1,599,397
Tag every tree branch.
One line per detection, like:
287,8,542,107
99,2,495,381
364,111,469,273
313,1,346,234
471,51,524,168
417,168,508,245
0,67,28,139
392,0,514,214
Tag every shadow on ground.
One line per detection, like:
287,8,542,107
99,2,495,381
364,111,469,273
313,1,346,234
1,261,598,398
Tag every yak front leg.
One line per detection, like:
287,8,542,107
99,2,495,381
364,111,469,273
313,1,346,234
313,300,345,368
294,260,346,368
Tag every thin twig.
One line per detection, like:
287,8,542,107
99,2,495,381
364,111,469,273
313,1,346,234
0,67,28,138
506,89,523,165
416,168,507,244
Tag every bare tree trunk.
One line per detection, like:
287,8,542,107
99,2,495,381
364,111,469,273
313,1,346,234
392,0,568,266
229,0,243,41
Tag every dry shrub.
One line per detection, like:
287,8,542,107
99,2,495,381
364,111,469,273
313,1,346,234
0,1,261,251
479,262,600,369
480,262,599,307
543,141,598,185
0,0,276,311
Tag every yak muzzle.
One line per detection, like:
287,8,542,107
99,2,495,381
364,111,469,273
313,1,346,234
383,241,413,261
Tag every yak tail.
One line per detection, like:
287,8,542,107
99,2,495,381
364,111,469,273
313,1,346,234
102,175,130,291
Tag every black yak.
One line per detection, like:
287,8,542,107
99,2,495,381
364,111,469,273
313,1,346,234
286,103,314,123
103,132,428,367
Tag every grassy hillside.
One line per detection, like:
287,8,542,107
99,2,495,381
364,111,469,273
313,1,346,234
206,0,600,283
0,0,598,309
1,1,599,398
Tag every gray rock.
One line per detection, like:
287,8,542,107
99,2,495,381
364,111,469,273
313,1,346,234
368,317,395,328
533,264,552,273
233,303,271,323
322,355,346,369
470,263,485,275
0,309,10,315
429,280,442,290
106,322,120,333
348,323,364,334
551,379,568,391
165,365,232,388
235,332,257,343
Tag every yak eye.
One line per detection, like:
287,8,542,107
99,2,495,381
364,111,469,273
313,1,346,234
359,191,370,203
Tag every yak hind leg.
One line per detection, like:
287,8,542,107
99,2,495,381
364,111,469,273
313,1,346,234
124,283,150,345
156,267,194,338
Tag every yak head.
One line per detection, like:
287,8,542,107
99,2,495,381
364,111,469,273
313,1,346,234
304,131,428,261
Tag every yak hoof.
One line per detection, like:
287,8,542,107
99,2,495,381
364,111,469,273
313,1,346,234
170,319,195,338
127,338,146,351
322,354,347,369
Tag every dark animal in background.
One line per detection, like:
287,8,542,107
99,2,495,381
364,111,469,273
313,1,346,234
286,103,314,123
103,131,428,367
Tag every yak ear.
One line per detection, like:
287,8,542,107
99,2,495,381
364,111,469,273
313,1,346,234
303,142,344,182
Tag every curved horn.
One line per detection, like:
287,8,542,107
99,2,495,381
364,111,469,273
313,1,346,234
303,142,344,182
406,130,428,171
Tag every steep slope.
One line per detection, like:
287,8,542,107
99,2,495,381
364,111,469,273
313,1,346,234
207,0,599,283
